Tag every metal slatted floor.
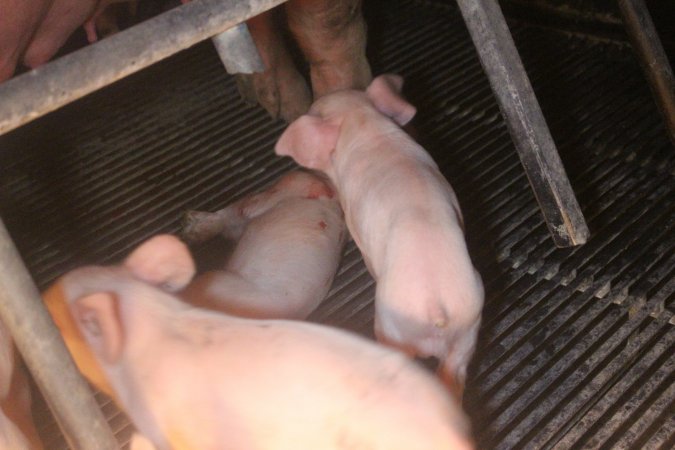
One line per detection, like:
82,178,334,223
0,0,672,448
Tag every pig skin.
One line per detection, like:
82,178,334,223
43,233,196,402
178,0,312,122
43,280,117,399
83,0,138,43
129,432,157,450
43,180,343,396
53,235,475,449
0,0,135,80
234,0,371,121
0,0,53,81
181,169,338,243
180,170,346,320
22,0,99,68
286,0,372,98
275,74,485,395
237,11,312,122
0,321,43,449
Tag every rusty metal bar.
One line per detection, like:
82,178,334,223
0,0,286,137
456,0,590,247
0,218,119,450
618,0,675,147
212,23,265,74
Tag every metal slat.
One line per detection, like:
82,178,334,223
0,0,286,136
557,318,673,448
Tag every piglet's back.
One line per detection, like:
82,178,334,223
59,262,474,449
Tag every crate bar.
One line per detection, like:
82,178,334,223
618,0,675,147
0,0,285,136
212,23,265,74
455,0,590,247
0,218,118,450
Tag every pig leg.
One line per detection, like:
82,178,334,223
0,0,53,81
60,261,475,450
286,0,371,98
181,171,345,319
123,234,196,292
0,322,43,449
84,1,139,43
23,0,99,68
238,10,311,122
180,2,312,121
181,174,321,243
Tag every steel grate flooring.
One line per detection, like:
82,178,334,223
0,0,673,448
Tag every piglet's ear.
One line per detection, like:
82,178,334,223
72,292,123,365
43,282,116,397
366,74,417,126
124,234,196,292
275,115,339,171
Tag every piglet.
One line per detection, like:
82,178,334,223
275,74,484,395
43,233,198,402
52,234,474,449
177,170,346,320
43,195,342,398
0,321,43,449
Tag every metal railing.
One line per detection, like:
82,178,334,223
0,0,280,137
0,0,279,447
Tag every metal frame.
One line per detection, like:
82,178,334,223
0,219,118,449
456,0,590,247
0,0,283,136
0,0,281,447
618,0,675,147
8,0,670,445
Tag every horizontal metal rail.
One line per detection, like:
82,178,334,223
0,0,285,136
